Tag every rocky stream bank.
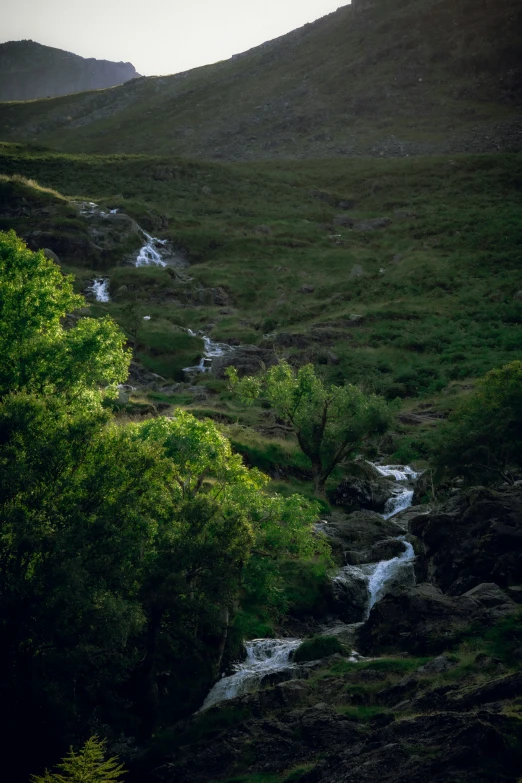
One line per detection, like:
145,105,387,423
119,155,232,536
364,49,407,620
146,476,522,783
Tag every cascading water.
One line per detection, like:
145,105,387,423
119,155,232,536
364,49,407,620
199,464,420,710
88,278,111,303
135,232,169,267
201,639,301,710
183,329,236,374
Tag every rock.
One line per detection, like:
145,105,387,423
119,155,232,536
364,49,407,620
349,264,364,278
506,585,522,603
329,568,369,622
300,712,518,783
300,284,315,294
42,247,60,263
330,472,395,513
337,200,356,210
409,486,522,592
416,654,458,675
392,253,403,262
317,509,403,565
353,217,391,230
358,582,517,656
513,290,522,301
201,185,212,195
212,345,276,378
333,215,355,227
394,209,416,219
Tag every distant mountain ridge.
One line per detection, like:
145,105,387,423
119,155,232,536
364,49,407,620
0,0,521,159
0,40,140,101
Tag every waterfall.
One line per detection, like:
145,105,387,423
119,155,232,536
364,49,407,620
200,639,301,710
199,464,420,711
135,231,169,267
88,278,110,303
183,329,236,374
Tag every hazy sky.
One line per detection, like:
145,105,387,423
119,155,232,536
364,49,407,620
3,1,347,76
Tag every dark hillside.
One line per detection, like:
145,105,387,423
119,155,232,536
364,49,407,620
0,0,520,159
0,40,140,101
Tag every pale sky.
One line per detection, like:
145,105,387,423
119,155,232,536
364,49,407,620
2,0,347,77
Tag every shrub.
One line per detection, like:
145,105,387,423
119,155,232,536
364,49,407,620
293,635,344,663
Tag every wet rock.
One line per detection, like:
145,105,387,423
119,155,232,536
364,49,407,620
410,486,522,591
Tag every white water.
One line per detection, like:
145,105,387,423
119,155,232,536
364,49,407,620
183,329,236,374
201,639,301,710
135,232,169,268
370,463,420,520
199,464,419,710
88,278,111,303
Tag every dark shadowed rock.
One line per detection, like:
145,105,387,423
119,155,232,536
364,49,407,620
358,582,517,655
410,486,522,592
331,472,395,513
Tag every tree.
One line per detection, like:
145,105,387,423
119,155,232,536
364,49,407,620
31,736,125,783
0,230,130,403
434,360,522,483
227,360,394,493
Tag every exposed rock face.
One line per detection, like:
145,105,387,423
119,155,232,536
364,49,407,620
358,582,517,655
317,510,403,566
301,712,519,783
410,486,522,593
0,40,140,101
330,466,395,513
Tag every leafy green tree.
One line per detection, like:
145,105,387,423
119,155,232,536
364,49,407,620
434,361,522,483
0,230,130,403
227,360,394,493
32,736,125,783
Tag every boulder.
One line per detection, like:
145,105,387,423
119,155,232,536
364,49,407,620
358,582,517,655
349,263,364,278
317,509,402,565
330,567,369,622
42,247,60,263
330,473,395,513
300,284,315,294
409,486,522,592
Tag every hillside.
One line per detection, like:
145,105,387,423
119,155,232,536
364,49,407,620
0,40,140,101
1,0,521,159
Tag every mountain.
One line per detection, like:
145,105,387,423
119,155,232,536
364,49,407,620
0,40,140,101
0,0,520,159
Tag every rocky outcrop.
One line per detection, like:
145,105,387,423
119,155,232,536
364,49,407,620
410,486,522,593
317,510,403,565
358,582,517,655
330,464,395,513
301,712,521,783
0,40,139,101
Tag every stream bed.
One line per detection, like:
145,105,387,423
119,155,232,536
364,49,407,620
200,463,420,711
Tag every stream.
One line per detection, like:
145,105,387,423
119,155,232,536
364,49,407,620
200,464,420,711
77,201,187,302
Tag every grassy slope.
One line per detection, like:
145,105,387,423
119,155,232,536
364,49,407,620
1,143,520,400
0,0,520,159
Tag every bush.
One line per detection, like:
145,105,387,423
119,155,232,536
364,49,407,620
293,635,344,663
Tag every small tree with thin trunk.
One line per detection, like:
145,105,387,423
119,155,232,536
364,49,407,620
227,360,394,494
31,736,125,783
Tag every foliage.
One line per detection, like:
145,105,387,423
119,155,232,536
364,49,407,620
293,636,344,663
434,361,522,482
228,360,394,492
0,230,130,404
31,736,125,783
